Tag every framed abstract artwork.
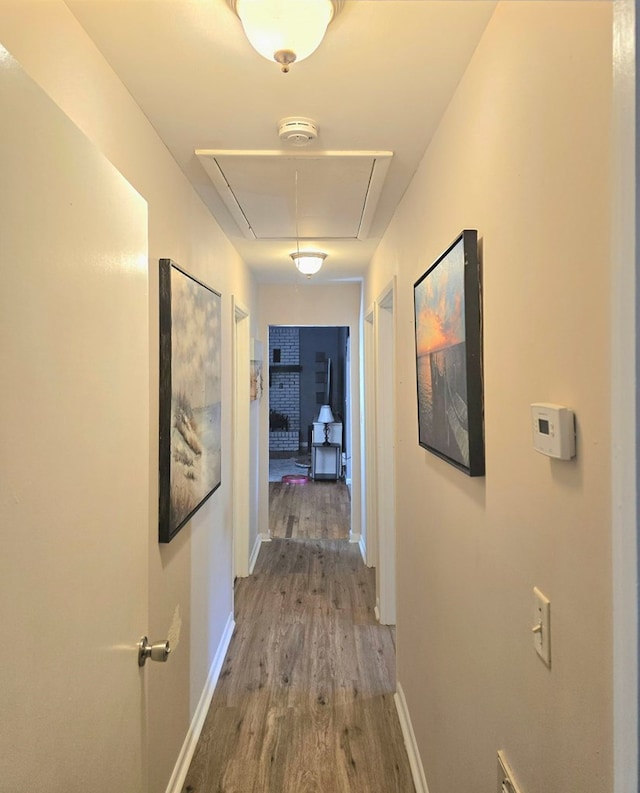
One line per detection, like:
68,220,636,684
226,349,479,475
413,230,485,476
159,259,222,542
250,339,263,401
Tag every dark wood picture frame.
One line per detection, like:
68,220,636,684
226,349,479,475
413,230,485,476
159,258,222,542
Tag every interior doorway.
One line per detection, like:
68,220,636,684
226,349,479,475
267,325,351,540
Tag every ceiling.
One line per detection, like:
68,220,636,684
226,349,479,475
65,0,497,283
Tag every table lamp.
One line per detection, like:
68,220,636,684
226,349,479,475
317,405,335,445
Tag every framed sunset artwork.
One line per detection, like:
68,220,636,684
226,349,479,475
413,230,485,476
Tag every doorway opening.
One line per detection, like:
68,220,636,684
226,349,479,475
268,324,351,540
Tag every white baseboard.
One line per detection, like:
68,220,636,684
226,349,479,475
394,682,430,793
165,612,235,793
249,532,264,574
358,534,367,564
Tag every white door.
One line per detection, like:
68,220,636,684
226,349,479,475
0,51,149,791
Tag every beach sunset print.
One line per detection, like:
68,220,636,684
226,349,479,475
414,240,469,467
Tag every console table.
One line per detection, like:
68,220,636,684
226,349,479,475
311,443,341,481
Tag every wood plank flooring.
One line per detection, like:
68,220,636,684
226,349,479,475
269,480,350,540
182,538,415,793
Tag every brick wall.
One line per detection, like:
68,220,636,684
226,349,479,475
269,327,300,452
269,431,300,452
269,326,299,365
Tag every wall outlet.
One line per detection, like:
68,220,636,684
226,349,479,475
533,587,551,667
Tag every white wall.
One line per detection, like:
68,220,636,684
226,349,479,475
0,4,257,791
365,3,613,791
257,282,362,545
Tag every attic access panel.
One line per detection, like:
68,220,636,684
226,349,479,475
195,150,392,241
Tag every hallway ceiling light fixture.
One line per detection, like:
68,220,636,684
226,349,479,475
291,251,327,276
227,0,344,73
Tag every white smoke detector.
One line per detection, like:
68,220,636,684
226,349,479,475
278,117,319,146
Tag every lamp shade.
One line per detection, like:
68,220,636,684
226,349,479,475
291,251,326,276
235,0,334,68
317,405,334,424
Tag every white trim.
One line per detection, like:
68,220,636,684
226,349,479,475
377,281,395,310
196,148,394,159
165,612,235,793
249,532,267,575
358,534,367,564
232,298,251,581
375,278,397,625
612,2,638,791
394,682,430,793
363,306,378,571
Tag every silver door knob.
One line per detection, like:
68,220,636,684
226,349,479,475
138,636,171,667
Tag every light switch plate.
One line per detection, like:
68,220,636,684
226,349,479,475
533,587,551,666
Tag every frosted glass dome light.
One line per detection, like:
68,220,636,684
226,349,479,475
290,251,327,277
230,0,342,72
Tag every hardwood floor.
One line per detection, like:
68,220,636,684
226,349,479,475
182,538,415,793
269,480,351,540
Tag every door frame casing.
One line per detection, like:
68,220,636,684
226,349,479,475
363,305,378,568
612,1,638,790
374,278,397,626
232,298,251,580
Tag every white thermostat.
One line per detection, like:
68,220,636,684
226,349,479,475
531,403,576,460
